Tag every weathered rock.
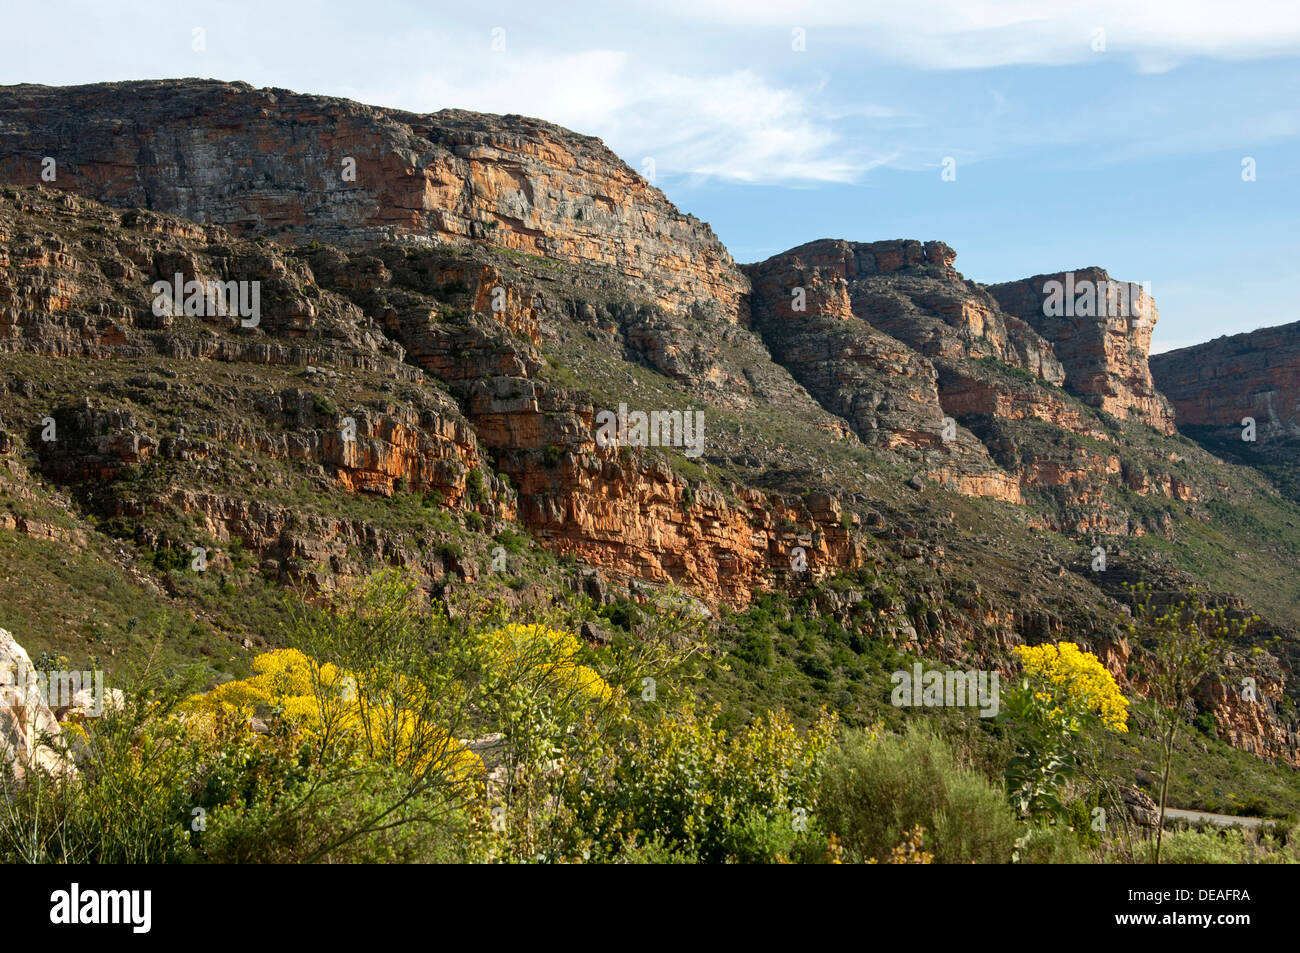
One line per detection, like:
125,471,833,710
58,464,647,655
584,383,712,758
0,79,749,323
1122,786,1160,829
989,269,1175,432
1150,320,1300,441
0,628,73,780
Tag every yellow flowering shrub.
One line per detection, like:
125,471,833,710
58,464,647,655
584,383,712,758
478,624,613,704
190,649,333,722
184,648,481,778
1013,641,1129,733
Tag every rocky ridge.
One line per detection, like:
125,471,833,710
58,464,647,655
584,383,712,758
1151,320,1300,441
0,79,748,323
0,81,1297,770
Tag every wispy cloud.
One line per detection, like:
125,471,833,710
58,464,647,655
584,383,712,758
371,45,880,184
642,0,1300,70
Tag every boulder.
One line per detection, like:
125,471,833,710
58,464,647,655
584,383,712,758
0,628,74,781
1122,786,1161,829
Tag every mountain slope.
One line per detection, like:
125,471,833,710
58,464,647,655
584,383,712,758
0,78,747,321
0,81,1298,776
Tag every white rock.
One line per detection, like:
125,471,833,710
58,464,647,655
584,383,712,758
0,628,75,781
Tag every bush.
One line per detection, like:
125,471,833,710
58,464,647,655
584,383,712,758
466,469,488,504
1140,825,1300,865
1016,823,1095,864
599,600,642,631
311,393,337,417
0,670,206,864
1,572,718,865
817,724,1018,864
566,704,836,863
435,541,464,562
1193,711,1217,736
493,528,531,554
1003,641,1129,821
152,545,188,573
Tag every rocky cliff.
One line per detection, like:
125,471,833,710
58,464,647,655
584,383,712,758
744,241,1195,523
990,269,1175,432
1150,321,1300,440
0,79,748,322
0,81,1298,773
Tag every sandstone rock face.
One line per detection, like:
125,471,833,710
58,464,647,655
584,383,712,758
0,188,486,504
0,82,1297,771
1150,320,1300,440
744,239,1194,513
0,80,748,322
0,186,865,607
762,239,1065,383
0,187,504,590
0,627,72,780
298,239,867,604
745,239,1034,503
989,269,1175,432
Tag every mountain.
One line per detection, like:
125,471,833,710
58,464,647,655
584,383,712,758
1151,321,1300,503
0,78,746,320
1,79,1298,773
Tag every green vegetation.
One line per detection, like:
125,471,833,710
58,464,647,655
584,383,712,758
819,725,1018,864
465,468,489,504
4,570,1300,864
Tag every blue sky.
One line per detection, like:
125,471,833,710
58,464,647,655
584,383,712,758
3,0,1298,351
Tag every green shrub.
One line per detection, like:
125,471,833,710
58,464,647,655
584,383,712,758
466,469,488,504
736,627,774,668
599,599,642,631
311,393,337,417
0,669,208,863
494,528,531,554
1139,826,1300,864
566,704,836,863
152,545,188,573
435,541,464,562
817,724,1018,864
1016,823,1095,864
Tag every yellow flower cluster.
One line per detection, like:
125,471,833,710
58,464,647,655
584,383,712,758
192,648,336,722
479,624,614,703
185,648,482,776
867,825,934,865
1013,641,1129,733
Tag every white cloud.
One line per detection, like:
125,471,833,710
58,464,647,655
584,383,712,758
366,46,882,184
6,0,1297,189
640,0,1300,69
